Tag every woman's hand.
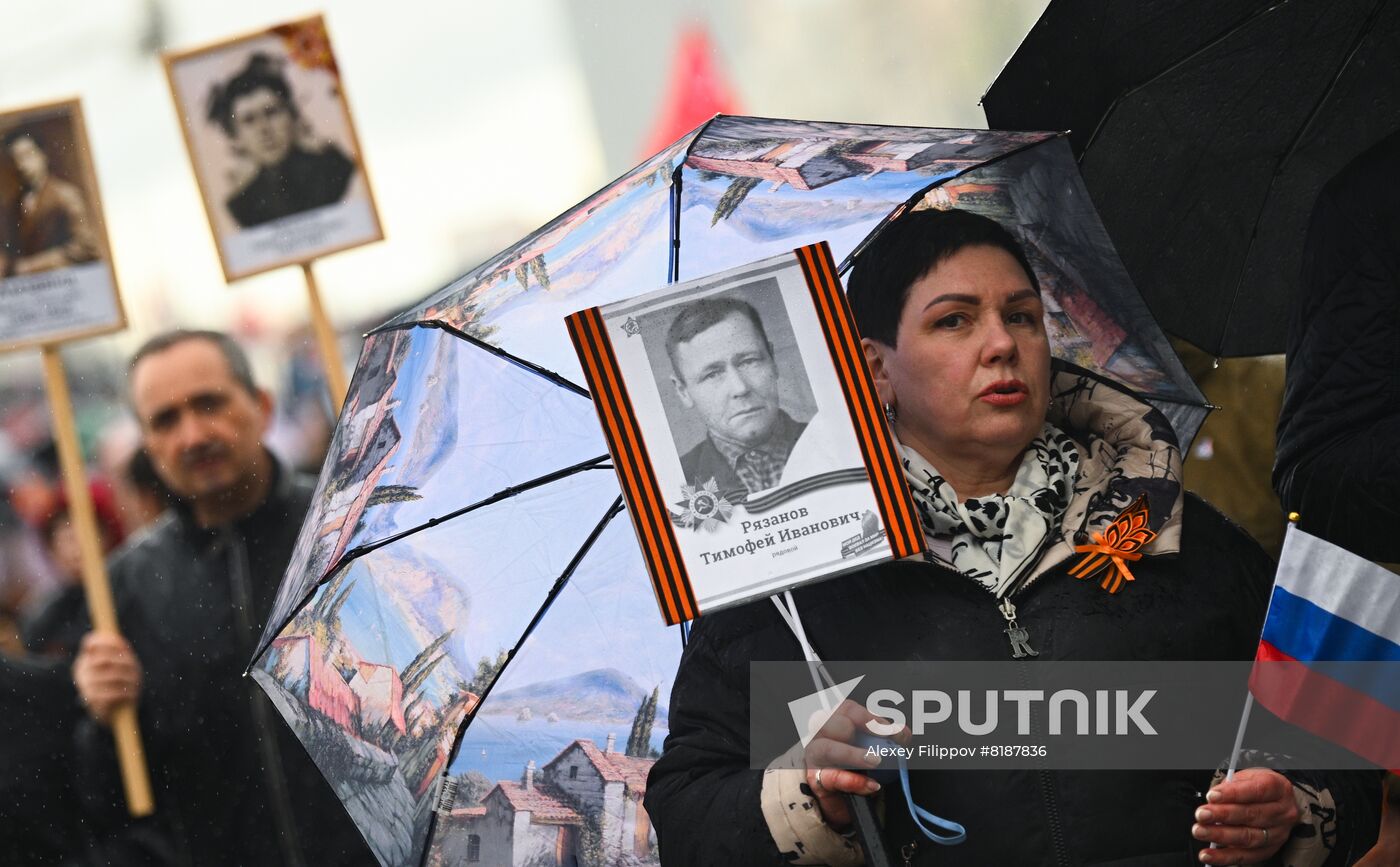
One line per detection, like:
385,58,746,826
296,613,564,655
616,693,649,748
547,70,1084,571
1193,768,1297,864
802,699,907,829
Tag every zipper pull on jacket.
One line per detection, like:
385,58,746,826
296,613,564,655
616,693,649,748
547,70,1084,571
998,598,1039,659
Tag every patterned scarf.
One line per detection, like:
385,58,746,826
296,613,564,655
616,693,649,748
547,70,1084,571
901,423,1081,598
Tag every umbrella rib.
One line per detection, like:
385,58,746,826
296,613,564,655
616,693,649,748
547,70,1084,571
1273,0,1387,177
1217,0,1388,352
668,112,724,285
668,166,684,283
1078,0,1291,161
246,454,612,673
1138,392,1218,409
1053,356,1209,412
341,453,613,562
418,496,626,867
976,3,1051,107
680,114,722,162
360,321,591,398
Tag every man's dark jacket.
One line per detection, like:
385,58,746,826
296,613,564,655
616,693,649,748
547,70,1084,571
75,461,373,866
2,655,88,865
646,495,1380,865
1275,129,1400,562
680,415,808,496
681,437,747,496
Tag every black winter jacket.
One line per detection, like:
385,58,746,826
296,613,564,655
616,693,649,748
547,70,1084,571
1275,129,1400,563
646,495,1380,866
74,460,374,867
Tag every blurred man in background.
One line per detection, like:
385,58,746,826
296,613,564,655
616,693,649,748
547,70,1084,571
71,329,371,866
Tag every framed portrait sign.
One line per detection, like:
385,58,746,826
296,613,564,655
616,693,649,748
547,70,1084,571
162,15,383,282
567,242,925,625
0,98,125,353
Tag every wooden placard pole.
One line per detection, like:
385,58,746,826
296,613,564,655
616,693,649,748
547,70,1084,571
303,261,347,415
40,345,154,817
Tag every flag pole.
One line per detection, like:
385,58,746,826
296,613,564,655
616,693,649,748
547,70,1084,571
1225,511,1301,780
1222,693,1255,782
1209,692,1257,853
41,345,154,817
1214,513,1301,849
302,260,347,415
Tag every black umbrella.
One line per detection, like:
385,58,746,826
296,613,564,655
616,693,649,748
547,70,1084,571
983,0,1400,357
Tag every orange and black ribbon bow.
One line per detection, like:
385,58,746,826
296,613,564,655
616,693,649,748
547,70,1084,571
1069,495,1157,594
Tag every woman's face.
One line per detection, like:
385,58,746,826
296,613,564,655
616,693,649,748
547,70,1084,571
228,87,294,168
865,244,1051,468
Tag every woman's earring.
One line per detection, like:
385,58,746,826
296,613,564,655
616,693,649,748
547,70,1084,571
883,402,897,425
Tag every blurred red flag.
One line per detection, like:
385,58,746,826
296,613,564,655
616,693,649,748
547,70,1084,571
640,25,741,157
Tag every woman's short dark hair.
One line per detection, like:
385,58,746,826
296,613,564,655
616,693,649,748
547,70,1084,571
846,208,1040,346
206,52,296,136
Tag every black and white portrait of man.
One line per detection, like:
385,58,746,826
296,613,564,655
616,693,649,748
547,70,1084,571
205,52,355,229
661,292,817,497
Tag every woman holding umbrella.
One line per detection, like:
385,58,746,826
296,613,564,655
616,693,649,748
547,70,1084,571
646,209,1377,865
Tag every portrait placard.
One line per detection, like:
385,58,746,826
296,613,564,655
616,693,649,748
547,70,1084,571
567,243,925,625
163,15,383,282
0,98,125,353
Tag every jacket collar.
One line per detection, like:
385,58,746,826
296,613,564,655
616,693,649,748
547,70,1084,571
168,451,298,546
1027,362,1185,583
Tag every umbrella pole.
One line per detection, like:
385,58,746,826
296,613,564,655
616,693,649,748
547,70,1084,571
40,345,154,817
772,592,893,866
302,261,347,415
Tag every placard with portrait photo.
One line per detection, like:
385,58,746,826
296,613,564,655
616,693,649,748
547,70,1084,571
0,98,125,353
163,15,382,281
567,243,925,625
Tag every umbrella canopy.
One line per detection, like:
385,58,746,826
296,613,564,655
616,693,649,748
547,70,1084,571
248,116,1207,867
983,0,1400,357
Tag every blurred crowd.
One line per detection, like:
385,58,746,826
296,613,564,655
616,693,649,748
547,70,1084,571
0,327,340,659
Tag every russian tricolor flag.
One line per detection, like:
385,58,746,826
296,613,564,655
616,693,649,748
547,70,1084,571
1249,525,1400,770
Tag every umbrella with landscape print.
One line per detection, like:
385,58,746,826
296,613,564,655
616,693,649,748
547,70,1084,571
246,116,1212,867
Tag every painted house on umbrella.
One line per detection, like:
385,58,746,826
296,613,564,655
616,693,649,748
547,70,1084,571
349,661,407,736
443,735,657,866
